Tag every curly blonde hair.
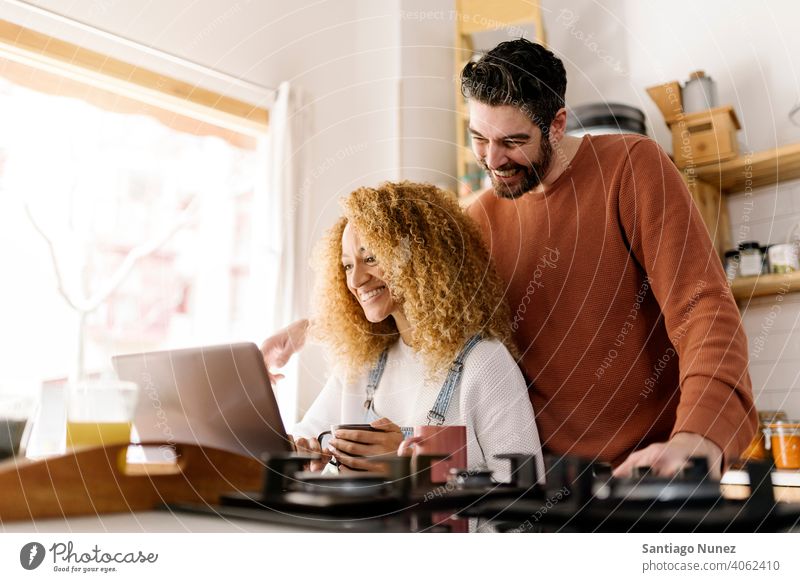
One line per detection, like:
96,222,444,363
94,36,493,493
311,181,516,378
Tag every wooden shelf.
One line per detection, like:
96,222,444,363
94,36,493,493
729,271,800,301
693,143,800,193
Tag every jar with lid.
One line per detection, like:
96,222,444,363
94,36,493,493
767,420,800,470
682,71,718,113
738,241,763,277
768,243,800,274
740,410,787,463
723,249,739,283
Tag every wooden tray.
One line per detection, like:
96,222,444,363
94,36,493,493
0,442,263,522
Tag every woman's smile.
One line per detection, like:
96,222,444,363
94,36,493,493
358,285,386,303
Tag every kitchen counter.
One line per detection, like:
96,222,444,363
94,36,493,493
0,510,305,533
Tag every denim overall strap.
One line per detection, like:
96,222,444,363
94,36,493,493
363,348,389,411
426,334,483,426
363,348,413,438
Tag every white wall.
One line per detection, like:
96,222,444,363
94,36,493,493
623,0,800,154
397,0,456,190
543,0,637,112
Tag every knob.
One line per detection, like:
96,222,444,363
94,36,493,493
681,457,710,481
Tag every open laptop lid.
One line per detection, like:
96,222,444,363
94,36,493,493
112,342,291,458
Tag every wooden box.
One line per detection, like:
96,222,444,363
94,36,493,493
670,106,740,169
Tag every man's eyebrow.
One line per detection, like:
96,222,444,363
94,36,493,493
468,127,530,141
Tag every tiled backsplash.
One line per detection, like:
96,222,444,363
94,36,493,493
728,182,800,417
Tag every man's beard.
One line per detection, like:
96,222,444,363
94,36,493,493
481,137,554,200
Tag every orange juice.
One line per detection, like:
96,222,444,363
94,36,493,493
65,421,132,448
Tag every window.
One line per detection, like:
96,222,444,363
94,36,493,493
0,22,271,392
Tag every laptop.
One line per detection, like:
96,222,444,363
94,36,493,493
112,342,292,458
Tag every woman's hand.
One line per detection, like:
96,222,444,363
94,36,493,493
290,434,330,472
329,417,405,472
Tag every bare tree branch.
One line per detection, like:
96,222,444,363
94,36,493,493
25,197,199,313
25,191,199,381
24,203,83,312
83,198,199,312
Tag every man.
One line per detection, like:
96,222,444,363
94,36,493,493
263,39,756,478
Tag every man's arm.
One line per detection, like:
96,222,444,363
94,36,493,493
614,138,756,475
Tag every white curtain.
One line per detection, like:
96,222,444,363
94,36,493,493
250,81,311,423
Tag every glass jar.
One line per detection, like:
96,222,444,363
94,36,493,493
761,245,771,274
723,249,739,283
768,243,800,274
740,410,787,462
738,241,763,277
767,421,800,470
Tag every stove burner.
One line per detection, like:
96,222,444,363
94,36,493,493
293,471,395,497
592,458,721,505
448,469,494,490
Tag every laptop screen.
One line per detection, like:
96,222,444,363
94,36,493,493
112,342,291,458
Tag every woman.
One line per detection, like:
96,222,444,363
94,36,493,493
292,181,542,482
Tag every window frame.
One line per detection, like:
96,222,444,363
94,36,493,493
0,19,269,136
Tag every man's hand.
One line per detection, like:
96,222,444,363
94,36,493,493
613,432,723,479
329,417,405,472
260,319,309,383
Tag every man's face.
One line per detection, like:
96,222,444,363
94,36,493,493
468,101,554,199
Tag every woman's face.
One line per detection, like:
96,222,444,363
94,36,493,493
340,222,399,323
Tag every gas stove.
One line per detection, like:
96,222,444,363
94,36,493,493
167,453,800,533
477,456,800,533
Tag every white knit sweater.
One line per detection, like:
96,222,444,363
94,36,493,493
293,338,543,483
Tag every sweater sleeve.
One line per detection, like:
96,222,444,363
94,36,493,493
617,138,757,464
460,341,545,483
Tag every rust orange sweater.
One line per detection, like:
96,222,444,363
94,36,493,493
467,134,756,466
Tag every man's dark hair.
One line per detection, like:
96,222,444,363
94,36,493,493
461,38,567,131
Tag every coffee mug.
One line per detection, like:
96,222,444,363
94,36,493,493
397,425,467,483
317,423,380,449
316,423,383,470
